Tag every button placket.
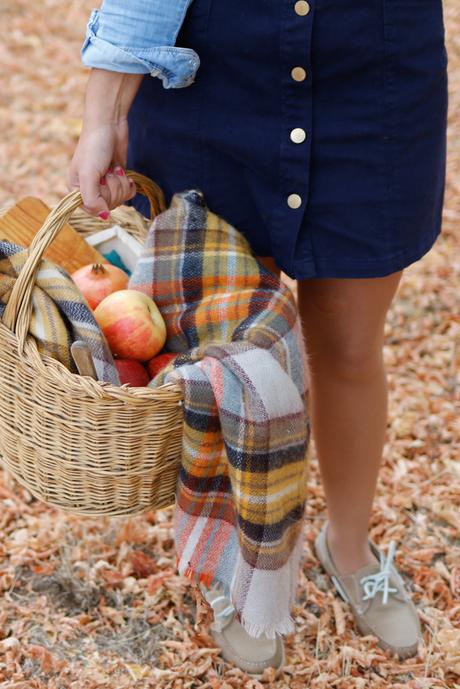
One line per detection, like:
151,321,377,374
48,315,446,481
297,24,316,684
271,0,315,274
286,0,313,209
288,0,311,202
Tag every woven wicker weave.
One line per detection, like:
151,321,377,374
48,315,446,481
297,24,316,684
0,172,184,516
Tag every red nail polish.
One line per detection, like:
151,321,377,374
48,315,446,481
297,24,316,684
129,180,135,187
115,167,125,176
98,211,110,220
100,176,107,186
107,168,113,175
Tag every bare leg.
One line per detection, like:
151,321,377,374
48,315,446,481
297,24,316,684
296,272,403,574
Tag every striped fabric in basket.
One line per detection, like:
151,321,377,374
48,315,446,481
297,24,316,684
0,239,120,385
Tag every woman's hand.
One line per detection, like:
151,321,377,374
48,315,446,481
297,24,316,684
67,69,144,218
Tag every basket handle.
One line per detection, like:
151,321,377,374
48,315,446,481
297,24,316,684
2,171,165,351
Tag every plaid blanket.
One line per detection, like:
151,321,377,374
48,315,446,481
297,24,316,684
129,189,311,639
0,240,120,385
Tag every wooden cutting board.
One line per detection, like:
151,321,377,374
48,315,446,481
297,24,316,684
0,197,107,274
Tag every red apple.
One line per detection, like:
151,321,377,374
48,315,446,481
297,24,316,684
114,358,151,387
147,352,177,379
94,289,166,361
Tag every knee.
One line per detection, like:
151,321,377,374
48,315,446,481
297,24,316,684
306,337,384,384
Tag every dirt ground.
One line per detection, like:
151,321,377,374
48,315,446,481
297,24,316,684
0,1,459,688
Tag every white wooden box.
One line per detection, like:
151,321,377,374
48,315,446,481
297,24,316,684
85,225,144,274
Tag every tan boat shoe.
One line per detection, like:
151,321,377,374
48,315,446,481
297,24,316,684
314,520,422,659
198,581,285,678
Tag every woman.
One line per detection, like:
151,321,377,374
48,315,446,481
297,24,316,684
68,0,448,675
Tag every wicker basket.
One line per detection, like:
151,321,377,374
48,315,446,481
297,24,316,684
0,172,185,517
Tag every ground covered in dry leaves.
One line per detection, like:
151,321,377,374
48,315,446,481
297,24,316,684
0,1,459,688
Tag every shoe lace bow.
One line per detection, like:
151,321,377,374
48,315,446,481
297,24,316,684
210,593,235,624
200,582,235,630
359,540,399,605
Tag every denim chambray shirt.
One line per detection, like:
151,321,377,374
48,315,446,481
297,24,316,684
81,0,199,89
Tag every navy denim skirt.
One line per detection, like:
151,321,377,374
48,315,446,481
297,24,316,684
127,0,449,280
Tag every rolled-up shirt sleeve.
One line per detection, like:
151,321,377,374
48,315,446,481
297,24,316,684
81,0,200,89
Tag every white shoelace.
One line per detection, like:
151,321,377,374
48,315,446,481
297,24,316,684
210,593,235,622
200,583,235,630
359,540,399,605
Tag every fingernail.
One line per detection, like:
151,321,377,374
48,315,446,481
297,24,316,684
100,176,107,186
115,167,125,176
98,211,110,220
107,168,113,175
129,180,135,188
